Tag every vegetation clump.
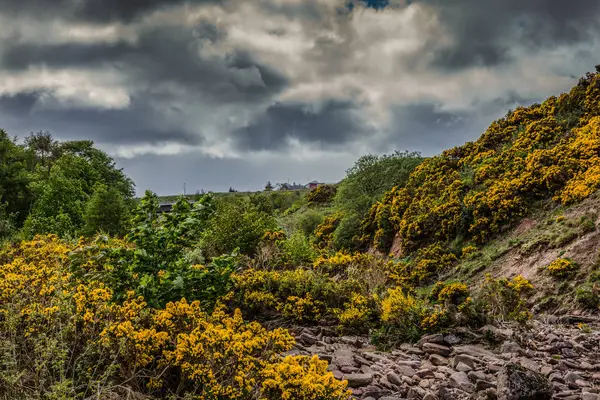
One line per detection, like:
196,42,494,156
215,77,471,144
547,258,579,278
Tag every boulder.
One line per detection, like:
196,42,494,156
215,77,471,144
344,373,373,388
497,362,552,400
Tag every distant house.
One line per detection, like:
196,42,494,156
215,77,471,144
305,181,324,190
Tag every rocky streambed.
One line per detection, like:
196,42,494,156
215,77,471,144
286,317,600,400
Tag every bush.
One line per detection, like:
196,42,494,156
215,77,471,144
282,232,318,266
333,213,363,251
83,184,130,237
307,184,337,205
576,283,600,309
378,287,447,345
335,151,423,218
478,274,534,323
296,209,326,237
314,213,342,249
547,258,578,278
0,235,349,400
200,197,278,257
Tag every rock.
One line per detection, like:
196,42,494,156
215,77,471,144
417,369,436,379
344,373,373,388
455,362,473,372
468,371,487,383
444,334,461,346
423,343,451,357
423,394,438,400
418,334,446,346
449,371,475,393
387,371,403,386
582,392,599,400
476,380,497,391
429,354,449,366
500,341,523,355
333,348,356,368
452,354,480,369
540,366,553,376
497,362,552,400
576,379,591,388
395,364,417,377
564,371,581,385
298,332,318,345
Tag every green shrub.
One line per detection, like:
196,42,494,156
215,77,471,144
200,197,278,258
547,258,578,278
83,184,130,237
576,283,600,309
333,213,362,251
296,209,325,237
307,185,337,205
478,274,534,323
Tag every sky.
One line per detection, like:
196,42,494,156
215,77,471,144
0,0,599,195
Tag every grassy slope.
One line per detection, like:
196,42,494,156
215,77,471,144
452,191,600,314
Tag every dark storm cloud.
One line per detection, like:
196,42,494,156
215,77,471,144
418,0,600,70
0,91,204,146
0,91,43,117
233,100,373,151
0,0,222,23
0,24,287,104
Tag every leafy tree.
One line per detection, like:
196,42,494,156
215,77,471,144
123,191,229,307
25,130,59,174
265,181,274,191
335,151,423,217
0,130,32,226
200,197,278,257
83,184,131,237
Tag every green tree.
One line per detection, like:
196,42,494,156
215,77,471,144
265,181,274,191
83,184,131,237
200,197,278,257
0,130,31,227
335,151,423,217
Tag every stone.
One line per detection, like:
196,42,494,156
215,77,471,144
418,334,446,346
476,380,497,391
423,343,451,357
423,394,438,400
417,369,436,379
429,354,449,366
298,332,318,345
455,362,473,372
332,348,356,368
395,364,417,377
344,373,373,388
497,362,552,400
449,371,475,393
540,366,553,376
452,354,480,369
582,392,600,400
444,334,461,346
387,371,402,386
468,371,487,383
500,341,523,355
564,371,581,385
576,379,591,388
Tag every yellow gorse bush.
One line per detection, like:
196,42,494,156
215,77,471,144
362,71,600,257
0,235,351,400
547,258,578,278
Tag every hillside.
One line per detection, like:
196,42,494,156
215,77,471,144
362,67,600,289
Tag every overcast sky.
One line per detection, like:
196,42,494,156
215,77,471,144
0,0,599,194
